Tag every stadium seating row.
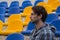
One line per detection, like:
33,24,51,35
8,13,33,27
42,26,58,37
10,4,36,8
0,0,60,16
0,0,60,37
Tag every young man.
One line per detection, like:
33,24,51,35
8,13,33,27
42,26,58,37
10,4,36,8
30,6,56,40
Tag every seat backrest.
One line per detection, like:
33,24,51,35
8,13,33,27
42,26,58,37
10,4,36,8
3,14,23,34
47,0,58,4
34,0,44,6
0,7,6,15
36,2,53,14
0,1,8,8
56,6,60,15
51,19,60,31
23,6,32,16
0,15,5,22
49,1,60,10
10,1,19,7
8,20,23,32
6,33,24,40
27,21,35,30
8,14,22,22
9,7,20,14
22,1,32,9
45,14,58,24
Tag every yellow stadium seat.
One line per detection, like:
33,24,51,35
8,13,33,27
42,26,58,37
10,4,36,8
3,14,22,26
8,14,22,22
0,20,3,31
21,6,32,16
23,15,31,26
47,0,60,10
47,0,58,4
0,14,23,35
36,2,53,14
0,20,23,35
49,2,60,10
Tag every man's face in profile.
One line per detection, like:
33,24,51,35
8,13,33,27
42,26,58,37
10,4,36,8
30,11,41,23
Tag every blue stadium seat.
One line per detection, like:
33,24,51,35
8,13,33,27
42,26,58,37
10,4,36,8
27,22,35,30
0,2,8,13
34,0,44,6
10,1,19,7
22,22,35,35
56,6,60,15
0,7,5,22
55,31,60,37
0,1,8,8
0,7,6,15
5,1,20,17
6,33,24,40
21,1,32,9
0,15,5,22
45,14,58,24
51,19,60,37
9,7,20,14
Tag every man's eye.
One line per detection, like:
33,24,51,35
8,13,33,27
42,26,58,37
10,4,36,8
31,13,34,15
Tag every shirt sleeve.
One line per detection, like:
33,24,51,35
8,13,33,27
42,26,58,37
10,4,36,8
40,30,56,40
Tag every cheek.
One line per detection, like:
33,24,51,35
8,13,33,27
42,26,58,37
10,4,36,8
32,16,37,19
33,16,38,21
30,16,35,19
30,15,37,20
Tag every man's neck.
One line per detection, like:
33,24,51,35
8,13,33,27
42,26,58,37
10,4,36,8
35,20,44,30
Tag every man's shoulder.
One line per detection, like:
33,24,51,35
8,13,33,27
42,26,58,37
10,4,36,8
41,24,55,35
42,24,56,32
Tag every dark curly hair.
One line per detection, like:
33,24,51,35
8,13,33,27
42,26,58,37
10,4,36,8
32,6,48,22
